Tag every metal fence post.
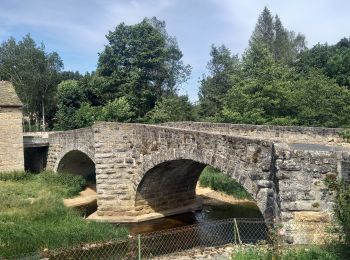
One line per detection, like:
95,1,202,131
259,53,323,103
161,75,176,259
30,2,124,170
138,234,141,260
233,220,237,244
234,218,242,244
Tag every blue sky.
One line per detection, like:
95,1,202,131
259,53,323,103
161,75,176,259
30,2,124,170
1,0,350,101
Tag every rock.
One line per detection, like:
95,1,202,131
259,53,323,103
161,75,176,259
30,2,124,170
294,211,330,222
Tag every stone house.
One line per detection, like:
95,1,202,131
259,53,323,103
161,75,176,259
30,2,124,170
0,81,24,172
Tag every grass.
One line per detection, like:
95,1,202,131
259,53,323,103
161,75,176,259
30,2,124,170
0,170,127,258
231,244,350,260
199,166,252,199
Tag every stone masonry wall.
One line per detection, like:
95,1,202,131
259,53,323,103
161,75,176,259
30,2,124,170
93,123,139,217
0,107,24,171
47,127,95,171
93,122,278,223
274,143,340,243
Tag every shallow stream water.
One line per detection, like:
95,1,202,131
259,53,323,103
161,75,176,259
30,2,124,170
124,201,263,234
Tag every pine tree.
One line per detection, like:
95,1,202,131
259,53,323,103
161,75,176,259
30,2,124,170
250,7,274,52
273,15,290,62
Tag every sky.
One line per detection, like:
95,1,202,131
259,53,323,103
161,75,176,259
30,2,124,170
1,0,350,101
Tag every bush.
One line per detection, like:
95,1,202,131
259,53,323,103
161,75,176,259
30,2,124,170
199,166,251,199
333,181,350,243
340,130,350,143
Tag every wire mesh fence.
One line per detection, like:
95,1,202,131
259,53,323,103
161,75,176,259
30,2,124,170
3,218,338,260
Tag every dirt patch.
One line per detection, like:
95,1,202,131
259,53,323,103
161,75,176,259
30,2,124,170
64,187,97,208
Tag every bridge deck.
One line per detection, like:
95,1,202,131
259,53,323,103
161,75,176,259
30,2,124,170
23,122,350,152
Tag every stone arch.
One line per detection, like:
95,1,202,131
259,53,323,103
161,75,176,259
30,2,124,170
134,146,276,222
56,150,96,184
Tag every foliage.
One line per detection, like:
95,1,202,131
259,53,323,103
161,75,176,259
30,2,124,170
54,80,86,130
199,45,240,119
73,102,101,128
296,37,350,88
99,97,134,122
53,17,191,130
340,130,350,143
332,180,350,243
0,170,127,257
97,17,191,119
199,166,251,199
219,43,297,125
218,42,350,127
290,70,350,127
146,95,196,123
54,79,135,129
249,7,306,64
0,34,63,129
59,70,83,81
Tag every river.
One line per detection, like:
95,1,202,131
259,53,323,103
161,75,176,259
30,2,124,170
123,187,263,234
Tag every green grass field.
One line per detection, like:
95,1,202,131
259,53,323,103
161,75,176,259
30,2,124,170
199,166,252,199
0,171,127,258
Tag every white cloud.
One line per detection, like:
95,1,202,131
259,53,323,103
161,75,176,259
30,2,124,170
1,0,350,101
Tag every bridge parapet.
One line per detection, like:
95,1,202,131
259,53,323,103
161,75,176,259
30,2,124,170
161,121,348,144
23,132,50,148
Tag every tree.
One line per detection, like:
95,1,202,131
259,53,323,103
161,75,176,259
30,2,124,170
250,7,306,64
99,97,134,122
97,17,191,119
60,71,83,81
297,38,350,88
273,15,290,62
0,34,63,130
250,7,275,52
146,95,196,123
291,70,350,127
219,42,350,127
54,80,86,130
220,42,296,125
198,45,240,119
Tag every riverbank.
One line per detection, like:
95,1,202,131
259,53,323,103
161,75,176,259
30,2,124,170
196,184,255,206
0,171,127,258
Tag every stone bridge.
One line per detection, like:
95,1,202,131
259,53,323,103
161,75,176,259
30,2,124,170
31,121,350,242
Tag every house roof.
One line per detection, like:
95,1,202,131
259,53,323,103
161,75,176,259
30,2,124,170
0,81,22,107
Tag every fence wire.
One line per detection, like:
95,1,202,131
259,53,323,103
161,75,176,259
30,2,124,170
3,218,336,260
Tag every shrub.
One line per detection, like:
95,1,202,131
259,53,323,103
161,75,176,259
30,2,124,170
333,180,350,243
340,130,350,143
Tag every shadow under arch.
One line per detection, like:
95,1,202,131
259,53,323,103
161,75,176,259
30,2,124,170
135,159,265,221
57,150,96,185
